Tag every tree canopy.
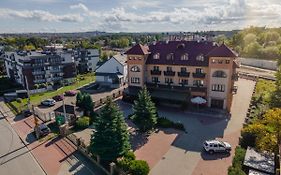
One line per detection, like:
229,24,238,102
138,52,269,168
90,98,131,163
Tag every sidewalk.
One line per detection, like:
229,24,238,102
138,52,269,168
0,99,103,175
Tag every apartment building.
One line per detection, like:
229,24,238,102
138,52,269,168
124,41,239,111
73,48,99,73
4,50,76,89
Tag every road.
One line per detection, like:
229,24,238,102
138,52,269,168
0,117,45,175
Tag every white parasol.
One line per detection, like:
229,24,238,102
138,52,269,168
191,97,207,104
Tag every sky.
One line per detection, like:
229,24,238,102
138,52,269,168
0,0,281,33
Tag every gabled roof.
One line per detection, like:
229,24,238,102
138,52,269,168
206,43,237,58
125,44,149,55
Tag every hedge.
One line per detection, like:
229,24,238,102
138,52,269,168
76,116,90,129
156,117,185,131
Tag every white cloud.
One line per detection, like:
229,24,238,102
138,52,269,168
0,8,83,22
70,3,89,12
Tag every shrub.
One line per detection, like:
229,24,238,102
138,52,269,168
16,98,22,103
240,131,256,149
76,116,90,129
156,117,185,131
124,151,136,161
129,160,150,175
228,166,246,175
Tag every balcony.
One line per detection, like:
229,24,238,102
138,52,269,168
34,79,46,83
32,71,45,75
178,72,190,77
164,71,175,76
50,69,62,73
150,70,161,75
192,72,206,78
146,83,207,93
52,77,63,81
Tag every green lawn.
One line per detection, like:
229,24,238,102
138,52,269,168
10,73,95,113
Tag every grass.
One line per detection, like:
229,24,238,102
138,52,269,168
9,73,95,114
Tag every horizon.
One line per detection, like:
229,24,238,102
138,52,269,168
0,0,281,34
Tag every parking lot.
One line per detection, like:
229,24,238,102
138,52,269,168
116,78,256,175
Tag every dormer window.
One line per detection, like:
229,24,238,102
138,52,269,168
166,53,174,60
131,66,140,72
181,53,188,60
153,53,160,59
196,54,204,61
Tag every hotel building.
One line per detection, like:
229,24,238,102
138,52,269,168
124,40,239,111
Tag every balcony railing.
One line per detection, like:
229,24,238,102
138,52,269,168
150,70,161,75
146,83,207,93
164,71,175,76
32,71,45,75
192,72,206,78
50,69,62,73
34,79,46,83
178,72,190,77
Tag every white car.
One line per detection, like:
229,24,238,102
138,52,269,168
41,99,56,106
203,140,231,154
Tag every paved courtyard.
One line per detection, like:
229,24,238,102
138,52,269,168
116,78,255,175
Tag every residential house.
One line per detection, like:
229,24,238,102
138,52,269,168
95,54,127,88
124,41,239,111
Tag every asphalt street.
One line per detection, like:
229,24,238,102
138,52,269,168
0,116,45,175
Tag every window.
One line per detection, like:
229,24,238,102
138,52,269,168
218,60,223,64
166,53,174,60
167,67,173,71
212,59,216,63
181,53,188,60
152,77,159,83
225,60,230,64
195,68,203,73
116,67,120,72
153,53,160,59
131,77,140,84
165,78,173,84
193,80,204,86
211,84,225,92
131,66,140,72
153,66,159,71
179,79,188,85
196,54,204,61
180,67,187,72
212,70,227,78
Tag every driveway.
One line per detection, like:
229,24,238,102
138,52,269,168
116,78,255,175
150,78,255,175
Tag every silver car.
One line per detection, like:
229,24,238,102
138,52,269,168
41,99,56,106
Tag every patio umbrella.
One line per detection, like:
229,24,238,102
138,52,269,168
191,96,207,104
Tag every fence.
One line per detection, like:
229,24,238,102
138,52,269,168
239,57,277,70
66,133,112,175
239,72,276,81
94,87,125,109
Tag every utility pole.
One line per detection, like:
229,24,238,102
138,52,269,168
62,99,67,124
25,76,31,110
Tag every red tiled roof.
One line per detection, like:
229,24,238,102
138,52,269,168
125,44,149,55
206,43,237,58
146,41,217,66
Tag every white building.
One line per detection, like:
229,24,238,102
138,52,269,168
73,49,100,73
95,54,127,88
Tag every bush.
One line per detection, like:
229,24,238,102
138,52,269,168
228,146,246,175
228,166,246,175
156,117,185,131
16,98,22,103
76,116,90,129
129,160,150,175
240,131,256,149
124,151,136,161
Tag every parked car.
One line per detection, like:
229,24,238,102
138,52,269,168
23,109,32,117
203,140,231,154
36,123,50,137
53,95,64,101
64,90,77,96
41,99,56,106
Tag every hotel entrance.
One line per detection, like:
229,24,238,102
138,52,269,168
211,99,224,109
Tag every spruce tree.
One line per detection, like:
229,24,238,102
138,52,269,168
90,98,130,163
76,92,83,108
132,86,157,132
83,94,94,115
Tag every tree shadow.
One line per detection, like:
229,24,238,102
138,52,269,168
130,130,149,151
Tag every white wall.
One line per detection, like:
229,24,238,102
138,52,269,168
240,57,277,70
88,56,99,71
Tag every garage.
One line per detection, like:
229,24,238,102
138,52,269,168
211,99,224,109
